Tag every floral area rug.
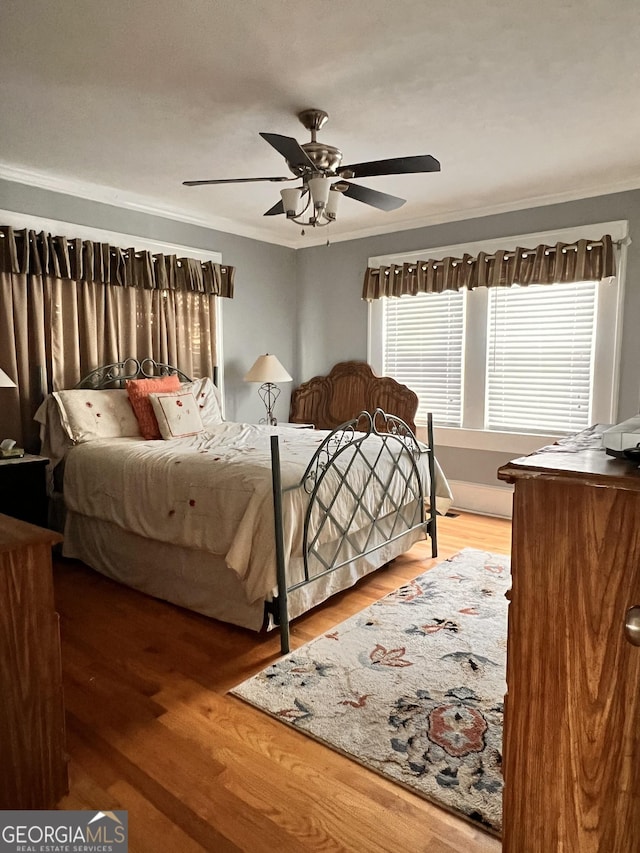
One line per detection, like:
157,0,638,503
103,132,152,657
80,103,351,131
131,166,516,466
231,548,510,834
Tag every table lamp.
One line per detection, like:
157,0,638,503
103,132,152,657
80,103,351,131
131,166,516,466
244,354,292,426
0,367,24,458
0,368,16,389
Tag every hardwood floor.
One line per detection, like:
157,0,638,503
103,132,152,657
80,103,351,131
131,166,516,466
54,512,511,852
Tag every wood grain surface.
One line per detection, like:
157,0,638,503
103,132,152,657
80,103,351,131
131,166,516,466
289,361,419,432
0,517,67,808
498,445,640,490
503,475,640,853
0,512,62,551
54,512,509,853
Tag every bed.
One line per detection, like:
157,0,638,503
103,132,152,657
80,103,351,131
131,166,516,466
37,358,452,653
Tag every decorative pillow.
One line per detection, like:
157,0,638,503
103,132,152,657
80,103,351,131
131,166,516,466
181,376,224,428
149,391,204,439
52,389,141,443
126,374,181,439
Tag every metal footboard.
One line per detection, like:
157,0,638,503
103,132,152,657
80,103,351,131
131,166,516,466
271,409,437,654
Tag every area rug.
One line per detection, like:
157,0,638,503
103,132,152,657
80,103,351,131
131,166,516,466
231,548,510,834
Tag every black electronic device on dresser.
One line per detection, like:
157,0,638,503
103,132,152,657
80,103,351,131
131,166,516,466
0,454,49,528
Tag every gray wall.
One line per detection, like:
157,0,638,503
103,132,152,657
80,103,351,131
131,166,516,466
3,178,639,489
0,179,297,424
297,190,640,486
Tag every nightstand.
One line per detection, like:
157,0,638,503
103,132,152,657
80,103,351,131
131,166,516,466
0,454,49,528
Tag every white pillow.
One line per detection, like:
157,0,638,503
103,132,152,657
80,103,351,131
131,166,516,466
181,377,223,428
149,390,204,439
52,389,141,443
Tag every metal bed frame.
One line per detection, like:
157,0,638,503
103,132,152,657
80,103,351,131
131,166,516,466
270,409,437,653
76,356,194,388
70,359,437,654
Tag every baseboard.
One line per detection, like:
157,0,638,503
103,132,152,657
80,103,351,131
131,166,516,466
449,479,513,519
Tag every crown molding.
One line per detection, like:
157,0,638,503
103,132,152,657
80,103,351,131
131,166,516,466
301,176,640,248
1,162,639,252
0,163,301,249
367,219,629,268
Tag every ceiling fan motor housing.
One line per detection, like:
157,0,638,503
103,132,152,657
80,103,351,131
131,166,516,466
286,108,343,177
296,142,343,175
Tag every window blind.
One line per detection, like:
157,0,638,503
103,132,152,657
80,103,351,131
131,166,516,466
486,281,597,434
383,291,464,427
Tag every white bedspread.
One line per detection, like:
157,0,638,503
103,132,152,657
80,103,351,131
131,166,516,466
63,422,452,604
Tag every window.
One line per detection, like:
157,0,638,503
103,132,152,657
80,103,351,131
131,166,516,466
369,224,625,444
383,291,464,427
486,281,597,435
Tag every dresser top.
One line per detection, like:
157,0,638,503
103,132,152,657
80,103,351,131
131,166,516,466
498,446,640,491
0,514,62,552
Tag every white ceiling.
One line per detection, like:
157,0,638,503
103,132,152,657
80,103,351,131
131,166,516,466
1,0,639,249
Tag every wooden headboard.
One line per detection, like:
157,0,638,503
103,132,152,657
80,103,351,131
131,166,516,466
289,361,418,433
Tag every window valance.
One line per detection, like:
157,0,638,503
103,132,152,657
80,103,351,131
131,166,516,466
362,234,616,300
0,226,234,297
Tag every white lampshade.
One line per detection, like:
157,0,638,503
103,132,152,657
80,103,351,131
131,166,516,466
244,354,292,384
308,176,330,211
281,187,302,217
0,368,16,388
325,187,341,220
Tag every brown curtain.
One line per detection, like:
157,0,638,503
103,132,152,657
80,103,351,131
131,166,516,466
0,226,232,451
0,226,234,296
362,235,617,300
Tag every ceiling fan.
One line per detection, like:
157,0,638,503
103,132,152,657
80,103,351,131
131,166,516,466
183,108,440,229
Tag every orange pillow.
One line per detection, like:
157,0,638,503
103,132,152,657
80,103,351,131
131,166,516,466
126,374,181,439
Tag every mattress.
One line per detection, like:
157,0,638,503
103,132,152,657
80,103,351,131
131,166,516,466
61,421,452,606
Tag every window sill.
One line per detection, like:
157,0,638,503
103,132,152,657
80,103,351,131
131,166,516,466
417,425,562,455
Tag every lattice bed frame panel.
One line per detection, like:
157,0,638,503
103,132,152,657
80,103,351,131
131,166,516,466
271,408,437,653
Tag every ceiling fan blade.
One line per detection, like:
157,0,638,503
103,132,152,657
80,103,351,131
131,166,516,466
341,182,406,211
338,155,441,179
183,176,295,187
263,199,285,216
259,133,316,170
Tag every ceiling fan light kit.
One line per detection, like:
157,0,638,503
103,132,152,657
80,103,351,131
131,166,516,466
184,108,440,231
280,179,342,229
281,186,302,216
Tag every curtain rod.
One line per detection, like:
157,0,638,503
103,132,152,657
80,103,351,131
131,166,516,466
0,228,227,271
369,237,627,275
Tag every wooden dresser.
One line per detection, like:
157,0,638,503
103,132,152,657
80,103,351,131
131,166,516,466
0,514,67,808
498,448,640,853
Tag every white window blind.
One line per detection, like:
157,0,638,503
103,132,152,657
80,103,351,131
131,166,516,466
383,291,464,427
486,281,597,434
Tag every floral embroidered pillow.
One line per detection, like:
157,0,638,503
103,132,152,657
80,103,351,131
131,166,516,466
52,389,141,443
180,377,223,428
126,374,181,439
148,391,204,439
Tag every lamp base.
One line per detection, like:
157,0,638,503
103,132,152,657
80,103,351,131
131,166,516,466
258,383,281,427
